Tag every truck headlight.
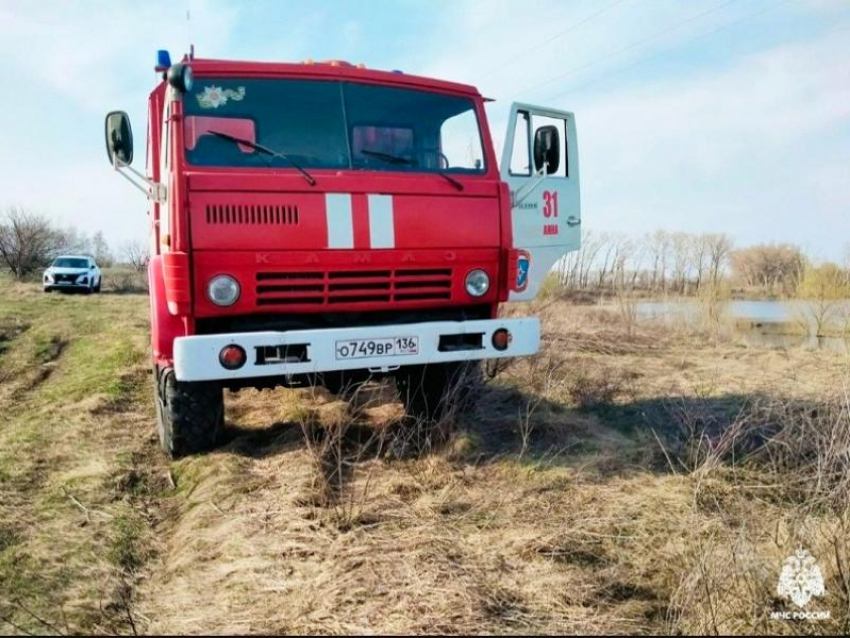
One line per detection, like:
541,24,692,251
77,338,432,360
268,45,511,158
76,274,88,285
207,275,240,307
465,269,490,297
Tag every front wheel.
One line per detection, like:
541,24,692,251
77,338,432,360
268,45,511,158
154,368,224,458
93,279,101,293
395,362,481,423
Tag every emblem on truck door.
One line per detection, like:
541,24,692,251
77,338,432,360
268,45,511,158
516,252,530,291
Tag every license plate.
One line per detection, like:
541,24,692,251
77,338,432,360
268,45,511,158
335,336,419,360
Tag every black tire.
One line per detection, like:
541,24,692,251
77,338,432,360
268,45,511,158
320,370,369,399
396,361,481,423
94,280,101,293
154,368,224,458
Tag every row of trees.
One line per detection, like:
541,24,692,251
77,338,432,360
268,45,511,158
556,230,734,294
554,229,849,299
0,207,148,279
2,207,848,306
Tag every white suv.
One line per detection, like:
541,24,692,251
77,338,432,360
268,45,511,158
43,255,102,294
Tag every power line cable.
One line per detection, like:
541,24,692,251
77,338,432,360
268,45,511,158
504,0,742,100
541,0,798,102
479,0,630,78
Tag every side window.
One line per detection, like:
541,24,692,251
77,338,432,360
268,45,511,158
439,109,484,170
509,111,531,176
531,114,568,177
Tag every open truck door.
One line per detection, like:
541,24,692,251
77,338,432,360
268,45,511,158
501,103,580,301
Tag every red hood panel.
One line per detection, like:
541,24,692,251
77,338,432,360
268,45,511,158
188,190,500,251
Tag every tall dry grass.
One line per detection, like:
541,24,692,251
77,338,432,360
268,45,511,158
134,297,849,634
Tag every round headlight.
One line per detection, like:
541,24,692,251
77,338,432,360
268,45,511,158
465,269,490,297
207,275,240,307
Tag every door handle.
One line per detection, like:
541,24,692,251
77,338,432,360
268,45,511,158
566,216,581,227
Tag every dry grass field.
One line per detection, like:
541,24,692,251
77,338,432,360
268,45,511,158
0,278,848,635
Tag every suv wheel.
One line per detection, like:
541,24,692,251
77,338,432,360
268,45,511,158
154,367,224,458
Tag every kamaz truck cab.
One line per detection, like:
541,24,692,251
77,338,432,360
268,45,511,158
104,51,580,457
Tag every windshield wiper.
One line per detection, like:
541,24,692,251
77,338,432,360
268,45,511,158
436,171,464,191
361,149,463,191
209,131,316,186
360,149,415,165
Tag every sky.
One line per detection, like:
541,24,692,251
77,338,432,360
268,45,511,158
0,0,847,260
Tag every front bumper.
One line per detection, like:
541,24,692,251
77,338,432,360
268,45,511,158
173,318,539,382
44,282,89,291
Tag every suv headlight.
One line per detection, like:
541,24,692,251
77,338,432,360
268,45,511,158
75,274,88,284
207,275,240,307
465,269,490,297
44,272,53,283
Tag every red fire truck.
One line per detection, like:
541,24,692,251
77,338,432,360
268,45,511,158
104,51,580,457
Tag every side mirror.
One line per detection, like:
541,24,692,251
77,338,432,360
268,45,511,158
533,125,560,175
104,111,134,166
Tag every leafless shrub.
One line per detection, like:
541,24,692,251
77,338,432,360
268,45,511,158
656,383,850,634
295,367,482,529
104,269,148,294
120,240,149,273
0,207,60,279
567,365,633,410
662,389,850,507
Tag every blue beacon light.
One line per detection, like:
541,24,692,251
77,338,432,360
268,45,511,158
156,50,172,71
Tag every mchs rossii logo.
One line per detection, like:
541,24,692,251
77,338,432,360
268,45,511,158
771,548,830,621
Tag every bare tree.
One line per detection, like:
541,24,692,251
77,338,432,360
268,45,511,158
670,232,691,294
92,231,114,267
704,233,733,288
54,225,90,256
0,207,60,279
730,243,804,296
689,234,709,291
798,262,849,336
843,242,850,287
647,230,671,294
121,239,149,273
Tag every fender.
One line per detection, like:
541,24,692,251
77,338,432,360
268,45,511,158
148,255,188,367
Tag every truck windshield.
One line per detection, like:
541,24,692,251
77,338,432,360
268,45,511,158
183,79,486,174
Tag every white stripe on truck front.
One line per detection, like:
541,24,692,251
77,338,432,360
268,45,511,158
367,194,395,248
325,193,354,249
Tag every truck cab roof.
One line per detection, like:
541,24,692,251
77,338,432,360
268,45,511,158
187,58,483,99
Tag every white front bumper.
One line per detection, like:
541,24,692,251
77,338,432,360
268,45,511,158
173,318,539,382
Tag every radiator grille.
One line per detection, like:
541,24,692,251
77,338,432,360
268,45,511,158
255,268,453,306
205,204,299,225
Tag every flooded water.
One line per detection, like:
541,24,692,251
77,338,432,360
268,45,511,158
635,299,850,354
